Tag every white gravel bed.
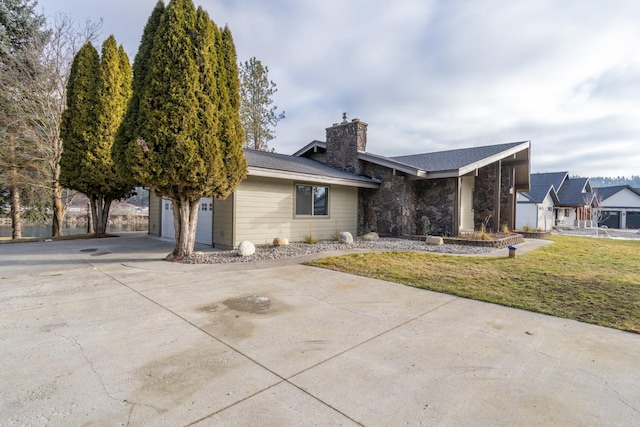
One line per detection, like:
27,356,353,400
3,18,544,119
182,238,497,264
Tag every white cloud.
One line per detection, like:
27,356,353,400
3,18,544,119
36,0,640,178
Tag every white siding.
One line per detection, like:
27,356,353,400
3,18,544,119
161,198,175,239
602,188,640,208
195,198,213,245
516,203,537,230
460,176,474,232
234,176,358,246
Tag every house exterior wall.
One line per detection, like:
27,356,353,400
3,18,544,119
148,192,162,237
358,161,457,237
516,193,554,231
358,163,410,236
602,188,640,208
459,175,475,232
555,207,577,226
412,178,456,237
516,203,538,230
474,163,516,232
213,194,234,249
233,176,358,248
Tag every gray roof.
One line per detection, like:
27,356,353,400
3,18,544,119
519,185,559,204
244,148,378,185
390,141,527,172
594,185,640,200
556,177,593,206
529,172,568,192
519,172,567,203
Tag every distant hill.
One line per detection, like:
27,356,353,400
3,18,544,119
587,176,640,188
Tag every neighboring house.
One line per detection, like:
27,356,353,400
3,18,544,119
150,115,531,248
516,172,595,230
593,186,640,229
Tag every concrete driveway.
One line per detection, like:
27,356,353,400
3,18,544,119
1,233,638,426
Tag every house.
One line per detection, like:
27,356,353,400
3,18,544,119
593,185,640,229
150,115,531,248
516,172,594,230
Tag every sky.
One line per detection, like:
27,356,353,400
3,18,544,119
36,0,640,178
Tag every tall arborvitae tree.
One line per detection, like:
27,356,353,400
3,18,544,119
239,57,285,151
114,0,247,260
0,0,49,239
59,37,133,235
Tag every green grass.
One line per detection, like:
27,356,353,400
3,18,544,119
308,235,640,333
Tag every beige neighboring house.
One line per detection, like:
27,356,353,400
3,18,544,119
149,149,379,249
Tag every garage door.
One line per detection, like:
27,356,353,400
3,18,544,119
599,211,620,229
161,197,213,245
626,211,640,229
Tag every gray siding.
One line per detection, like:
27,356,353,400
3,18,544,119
148,192,162,237
213,194,234,250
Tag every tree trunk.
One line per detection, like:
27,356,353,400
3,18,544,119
90,194,113,235
87,202,94,234
7,135,22,240
10,184,22,240
168,197,200,261
51,181,64,237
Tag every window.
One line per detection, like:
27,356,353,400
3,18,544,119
295,185,329,216
564,209,570,217
202,203,207,211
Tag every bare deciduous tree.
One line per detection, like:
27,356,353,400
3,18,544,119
1,14,102,237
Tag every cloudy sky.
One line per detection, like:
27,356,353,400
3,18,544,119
36,0,640,177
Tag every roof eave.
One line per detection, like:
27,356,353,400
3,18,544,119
247,166,380,188
358,153,426,177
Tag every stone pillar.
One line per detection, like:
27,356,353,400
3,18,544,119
325,113,367,174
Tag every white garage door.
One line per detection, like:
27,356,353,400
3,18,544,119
161,197,213,246
195,198,213,246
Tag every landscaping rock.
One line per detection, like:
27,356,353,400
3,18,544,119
360,232,379,241
425,236,443,245
339,232,353,244
273,237,289,246
237,241,255,256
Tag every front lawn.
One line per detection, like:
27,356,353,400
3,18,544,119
308,235,640,333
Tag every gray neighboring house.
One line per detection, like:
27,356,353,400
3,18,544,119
516,172,595,230
150,115,531,248
593,186,640,229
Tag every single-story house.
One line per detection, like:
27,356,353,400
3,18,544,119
593,185,640,229
150,115,531,248
516,172,594,230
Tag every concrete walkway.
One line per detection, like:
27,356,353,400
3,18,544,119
1,233,638,426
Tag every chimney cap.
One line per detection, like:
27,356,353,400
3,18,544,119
342,112,349,123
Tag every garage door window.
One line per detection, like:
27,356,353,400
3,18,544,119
295,185,328,216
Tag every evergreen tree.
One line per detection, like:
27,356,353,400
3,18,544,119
239,57,285,151
114,0,247,260
59,37,133,235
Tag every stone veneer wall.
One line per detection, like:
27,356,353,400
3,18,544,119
358,162,457,237
358,163,408,236
325,119,367,174
474,164,496,230
473,163,516,231
411,178,456,236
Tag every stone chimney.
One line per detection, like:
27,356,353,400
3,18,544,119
325,112,368,174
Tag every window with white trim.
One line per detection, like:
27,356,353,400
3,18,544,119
295,185,329,216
